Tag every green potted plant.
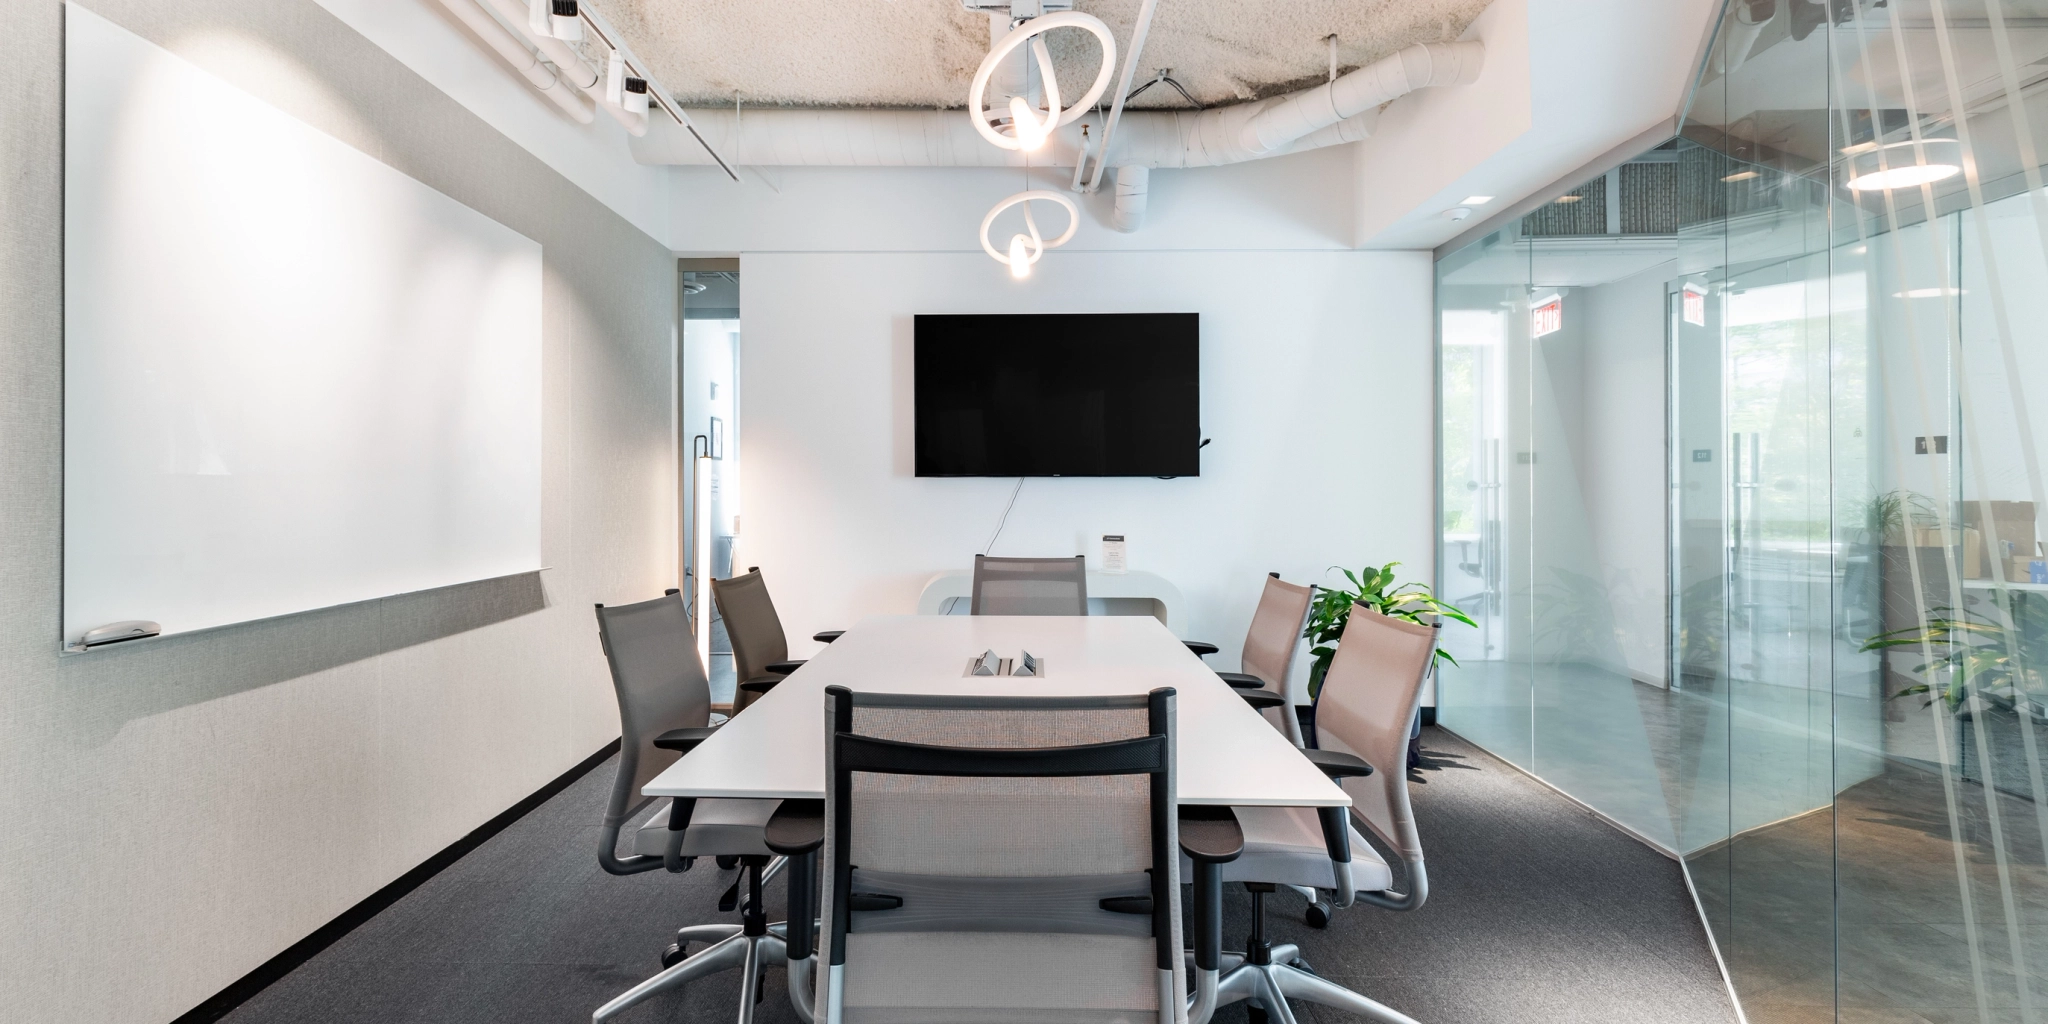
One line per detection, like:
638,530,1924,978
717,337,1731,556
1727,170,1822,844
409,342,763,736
1302,562,1474,698
1862,592,2048,795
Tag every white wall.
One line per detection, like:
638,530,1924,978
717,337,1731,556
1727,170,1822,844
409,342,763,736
737,249,1434,696
1,3,676,1021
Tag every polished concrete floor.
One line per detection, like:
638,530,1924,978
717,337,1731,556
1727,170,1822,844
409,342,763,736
216,728,1736,1024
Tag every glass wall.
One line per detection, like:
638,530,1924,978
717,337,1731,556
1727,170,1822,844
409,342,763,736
1436,1,2048,1019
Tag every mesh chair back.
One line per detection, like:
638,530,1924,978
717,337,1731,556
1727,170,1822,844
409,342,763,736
594,593,712,831
820,687,1184,1024
1310,607,1436,863
1239,575,1313,691
970,554,1089,616
711,568,792,685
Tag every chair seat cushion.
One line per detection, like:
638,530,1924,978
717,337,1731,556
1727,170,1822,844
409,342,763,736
1180,805,1392,893
633,798,780,858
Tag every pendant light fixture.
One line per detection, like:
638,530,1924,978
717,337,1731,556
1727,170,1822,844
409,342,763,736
981,190,1078,279
967,12,1117,151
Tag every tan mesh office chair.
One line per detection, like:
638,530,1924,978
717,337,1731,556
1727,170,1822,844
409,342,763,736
591,591,792,1024
970,553,1089,615
712,567,842,712
1185,574,1314,745
1193,606,1438,1024
766,685,1240,1024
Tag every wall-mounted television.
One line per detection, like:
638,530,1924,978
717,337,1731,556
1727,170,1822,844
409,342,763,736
914,313,1200,477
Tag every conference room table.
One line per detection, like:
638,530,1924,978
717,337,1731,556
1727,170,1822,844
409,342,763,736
644,614,1348,810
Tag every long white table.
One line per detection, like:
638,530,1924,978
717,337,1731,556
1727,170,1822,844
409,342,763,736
645,614,1347,809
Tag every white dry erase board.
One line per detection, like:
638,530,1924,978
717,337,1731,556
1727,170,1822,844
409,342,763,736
62,5,544,650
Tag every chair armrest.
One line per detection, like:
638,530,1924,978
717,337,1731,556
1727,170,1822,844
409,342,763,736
1178,806,1244,864
1182,640,1220,657
1216,672,1268,690
813,630,845,644
651,725,720,753
765,799,825,855
738,676,782,694
765,659,806,676
1237,691,1287,711
1301,748,1374,779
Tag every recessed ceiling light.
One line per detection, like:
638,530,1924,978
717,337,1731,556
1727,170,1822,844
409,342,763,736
1460,195,1495,205
1722,170,1760,182
1847,163,1961,191
1554,195,1583,204
1893,287,1964,298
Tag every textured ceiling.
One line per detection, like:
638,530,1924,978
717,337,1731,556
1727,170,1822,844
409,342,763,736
598,0,1492,110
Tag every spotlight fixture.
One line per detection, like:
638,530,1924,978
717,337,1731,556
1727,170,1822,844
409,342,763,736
1843,139,1960,192
981,190,1079,279
1445,207,1472,222
967,12,1117,152
606,49,625,105
550,0,582,42
527,0,550,36
622,78,649,115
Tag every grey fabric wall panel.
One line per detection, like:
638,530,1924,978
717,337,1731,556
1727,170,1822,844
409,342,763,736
0,3,676,1021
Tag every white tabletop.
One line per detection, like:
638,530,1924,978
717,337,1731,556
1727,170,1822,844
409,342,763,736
645,614,1348,808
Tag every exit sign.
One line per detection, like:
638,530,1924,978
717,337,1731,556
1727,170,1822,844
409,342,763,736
1531,295,1562,337
1682,284,1707,326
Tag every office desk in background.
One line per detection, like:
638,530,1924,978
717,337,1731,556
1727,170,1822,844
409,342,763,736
645,614,1346,809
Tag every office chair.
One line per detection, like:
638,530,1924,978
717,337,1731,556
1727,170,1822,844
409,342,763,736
768,685,1239,1024
591,591,792,1024
712,567,842,712
1194,606,1439,1024
1184,573,1314,745
969,553,1089,615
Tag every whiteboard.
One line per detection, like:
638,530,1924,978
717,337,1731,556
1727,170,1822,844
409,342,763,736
63,5,544,649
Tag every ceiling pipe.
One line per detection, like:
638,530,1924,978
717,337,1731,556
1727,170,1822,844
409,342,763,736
433,0,594,122
1083,0,1161,193
633,40,1477,170
1110,165,1149,231
477,0,649,136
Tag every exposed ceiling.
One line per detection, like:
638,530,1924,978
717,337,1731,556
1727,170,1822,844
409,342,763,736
598,0,1493,110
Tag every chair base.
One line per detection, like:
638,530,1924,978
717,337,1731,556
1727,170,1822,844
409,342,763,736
595,931,787,1024
1212,945,1420,1024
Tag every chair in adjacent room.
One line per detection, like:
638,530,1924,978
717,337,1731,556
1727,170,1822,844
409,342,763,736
712,567,842,712
590,591,792,1024
768,684,1238,1024
1184,573,1315,745
1195,607,1440,1024
969,553,1089,615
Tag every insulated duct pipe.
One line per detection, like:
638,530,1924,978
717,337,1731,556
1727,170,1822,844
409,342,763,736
434,0,594,122
1110,165,1148,231
632,41,1481,168
478,0,649,136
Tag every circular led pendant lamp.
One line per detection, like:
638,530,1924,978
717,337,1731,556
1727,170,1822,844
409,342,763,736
981,190,1079,278
968,12,1117,151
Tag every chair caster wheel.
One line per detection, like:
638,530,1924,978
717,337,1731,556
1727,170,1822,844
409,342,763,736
716,855,740,870
661,942,688,969
1305,901,1332,929
1248,1007,1269,1024
1289,956,1316,975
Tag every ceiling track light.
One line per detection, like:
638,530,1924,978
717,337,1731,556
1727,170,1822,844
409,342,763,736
981,190,1079,279
549,0,582,42
968,12,1117,152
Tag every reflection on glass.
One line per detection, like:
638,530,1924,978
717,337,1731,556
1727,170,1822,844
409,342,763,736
1436,2,2048,1020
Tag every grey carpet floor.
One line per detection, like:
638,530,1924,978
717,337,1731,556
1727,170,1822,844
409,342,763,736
218,728,1736,1024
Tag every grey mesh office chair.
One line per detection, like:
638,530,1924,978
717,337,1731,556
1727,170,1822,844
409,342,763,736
767,685,1240,1024
1185,573,1314,745
1195,607,1439,1024
712,567,842,712
970,553,1088,615
591,591,792,1024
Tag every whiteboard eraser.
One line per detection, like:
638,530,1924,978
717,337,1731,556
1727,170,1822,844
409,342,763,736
78,620,161,649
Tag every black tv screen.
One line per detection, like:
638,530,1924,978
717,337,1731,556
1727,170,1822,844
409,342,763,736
915,313,1200,477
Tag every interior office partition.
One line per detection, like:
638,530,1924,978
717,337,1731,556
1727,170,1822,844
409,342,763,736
1437,2,2048,1019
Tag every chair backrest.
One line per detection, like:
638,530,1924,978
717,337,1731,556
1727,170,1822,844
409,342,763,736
711,568,791,684
970,554,1089,615
819,686,1184,1024
1239,574,1314,692
593,592,712,832
1310,606,1437,865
